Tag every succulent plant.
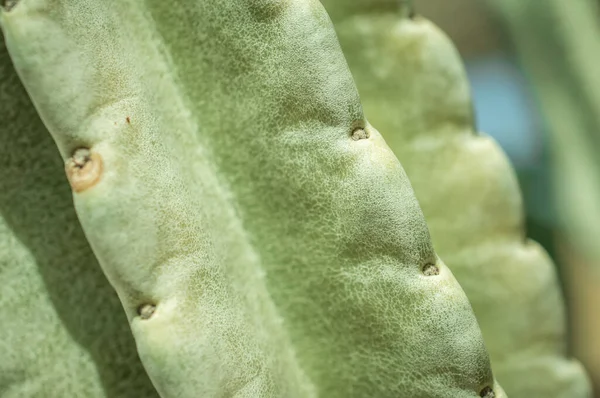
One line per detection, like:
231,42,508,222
318,1,592,397
1,0,505,396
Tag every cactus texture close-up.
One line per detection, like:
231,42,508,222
1,0,506,397
0,0,596,397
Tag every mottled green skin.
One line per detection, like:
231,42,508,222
320,4,591,397
0,40,158,397
3,0,501,397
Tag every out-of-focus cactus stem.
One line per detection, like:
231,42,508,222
320,0,593,396
486,0,600,263
486,0,600,393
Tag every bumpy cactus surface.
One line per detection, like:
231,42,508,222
319,2,591,397
2,0,506,397
0,39,159,398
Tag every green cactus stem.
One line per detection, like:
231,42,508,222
0,38,158,397
2,0,504,397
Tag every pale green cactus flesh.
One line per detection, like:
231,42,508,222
318,1,592,397
3,0,504,397
0,40,159,398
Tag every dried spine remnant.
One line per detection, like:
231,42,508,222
65,148,103,192
138,304,156,320
480,386,495,398
351,128,370,141
1,0,18,12
422,263,440,276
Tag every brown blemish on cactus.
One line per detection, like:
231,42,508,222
138,303,156,320
126,116,131,124
351,128,369,141
422,263,439,276
65,148,103,193
480,386,495,398
1,0,18,11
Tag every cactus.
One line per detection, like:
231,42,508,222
319,1,592,397
0,39,159,398
1,0,506,397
